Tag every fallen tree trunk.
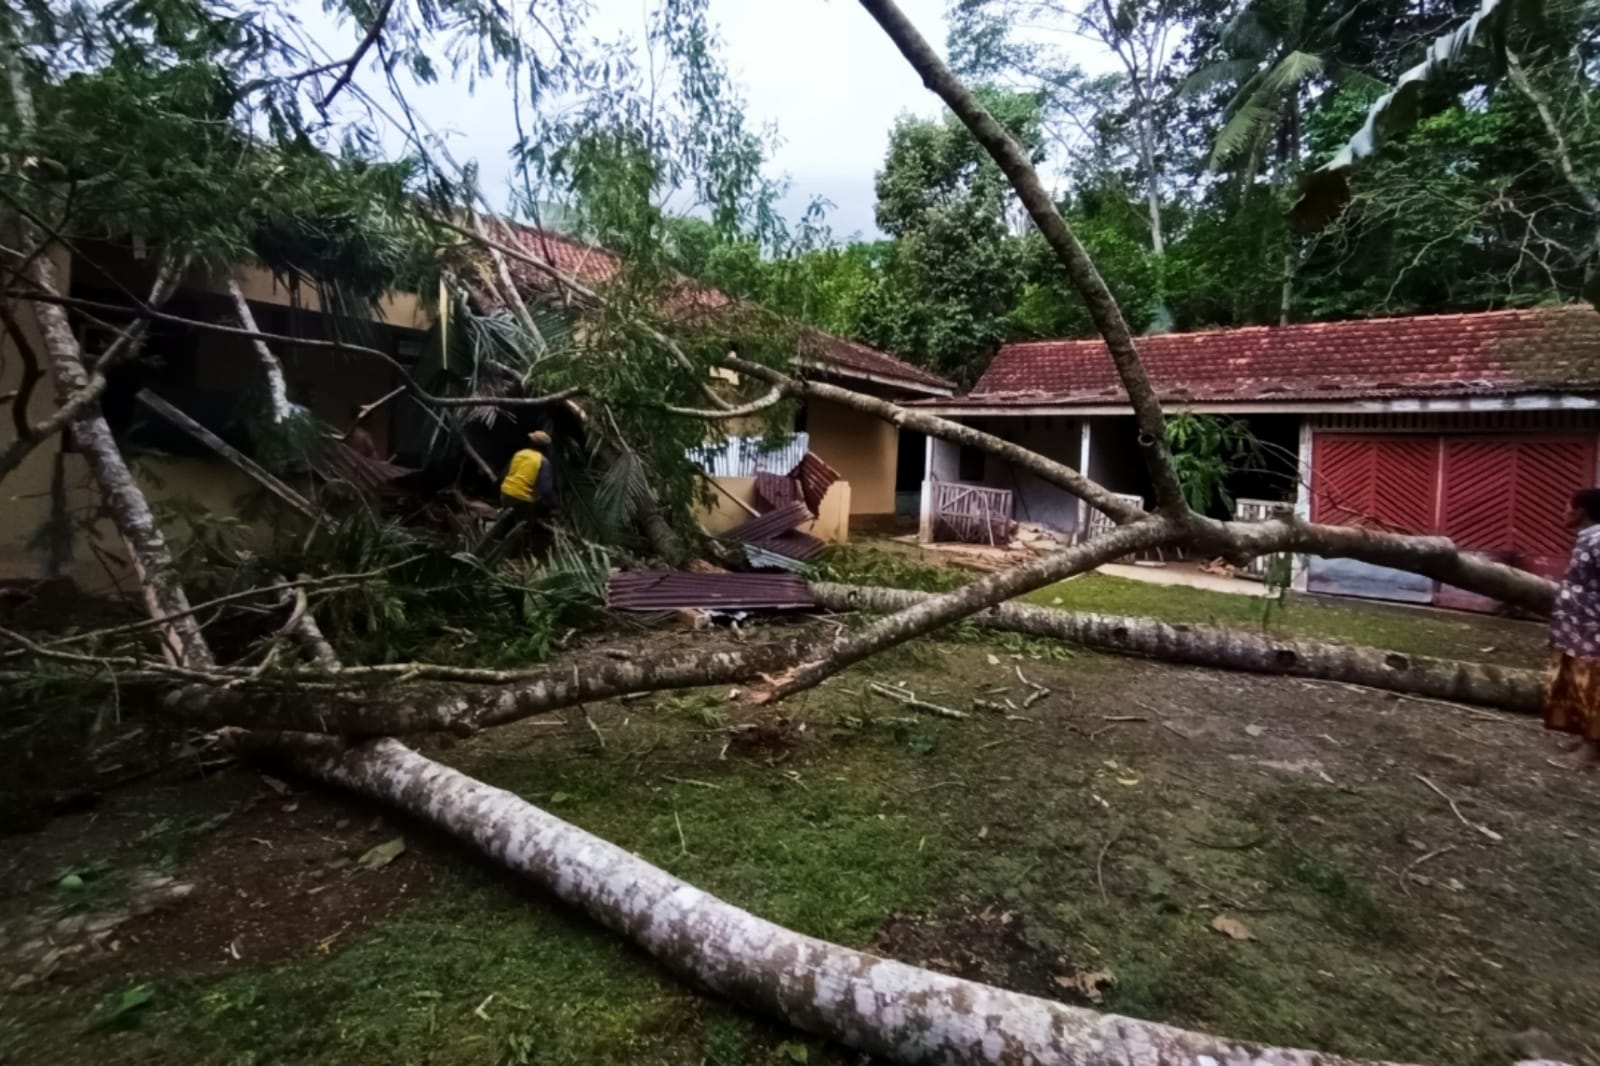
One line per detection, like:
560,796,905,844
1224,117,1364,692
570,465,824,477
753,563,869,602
810,583,1545,714
291,735,1416,1066
765,519,1180,700
160,639,808,734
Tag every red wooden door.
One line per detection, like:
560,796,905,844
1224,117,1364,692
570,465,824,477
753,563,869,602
1438,435,1596,578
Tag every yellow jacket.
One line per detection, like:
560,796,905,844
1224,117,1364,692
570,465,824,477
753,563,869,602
500,449,545,503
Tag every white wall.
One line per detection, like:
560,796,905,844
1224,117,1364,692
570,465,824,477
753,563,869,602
919,416,1084,540
1005,416,1081,534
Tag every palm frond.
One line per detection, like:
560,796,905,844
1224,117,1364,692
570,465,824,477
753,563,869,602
1180,58,1262,96
1259,49,1325,95
1209,97,1281,168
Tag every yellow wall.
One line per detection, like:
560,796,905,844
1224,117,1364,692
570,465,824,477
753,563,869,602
805,396,899,516
697,476,851,544
222,266,430,331
2,247,74,582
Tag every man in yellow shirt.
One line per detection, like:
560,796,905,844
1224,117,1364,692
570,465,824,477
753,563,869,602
494,431,557,552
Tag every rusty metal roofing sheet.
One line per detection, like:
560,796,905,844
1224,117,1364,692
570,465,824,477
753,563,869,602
607,571,815,611
753,471,804,513
786,452,839,517
758,530,826,561
726,501,810,544
314,443,414,492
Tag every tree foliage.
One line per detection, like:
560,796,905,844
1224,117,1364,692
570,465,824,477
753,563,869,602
670,0,1598,386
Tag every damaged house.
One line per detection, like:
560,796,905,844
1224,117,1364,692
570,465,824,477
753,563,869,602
1,225,949,587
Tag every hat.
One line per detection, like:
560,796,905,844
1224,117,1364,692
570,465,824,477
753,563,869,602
528,430,552,448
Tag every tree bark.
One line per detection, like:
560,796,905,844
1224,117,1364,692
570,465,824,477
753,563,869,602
287,736,1418,1066
21,256,213,667
226,279,294,423
160,639,808,735
766,519,1180,700
1197,514,1556,615
810,583,1544,714
856,0,1185,512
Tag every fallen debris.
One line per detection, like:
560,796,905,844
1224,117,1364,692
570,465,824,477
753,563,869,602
869,681,969,720
607,571,815,611
724,501,826,569
1415,774,1504,843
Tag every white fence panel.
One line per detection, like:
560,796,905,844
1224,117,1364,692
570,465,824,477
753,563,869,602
692,433,809,478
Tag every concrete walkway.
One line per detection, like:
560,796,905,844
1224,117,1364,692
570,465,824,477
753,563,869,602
1096,561,1275,598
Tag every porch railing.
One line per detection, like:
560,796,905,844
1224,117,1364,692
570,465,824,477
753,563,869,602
931,481,1014,544
1081,492,1147,559
1233,497,1293,581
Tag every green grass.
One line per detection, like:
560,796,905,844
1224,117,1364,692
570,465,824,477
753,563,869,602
9,637,1595,1066
1020,573,1546,665
823,544,1547,666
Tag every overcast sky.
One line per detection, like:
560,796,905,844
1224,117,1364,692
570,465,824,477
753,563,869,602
300,0,1087,239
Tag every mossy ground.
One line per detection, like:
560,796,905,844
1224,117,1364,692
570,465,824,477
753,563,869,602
4,578,1596,1066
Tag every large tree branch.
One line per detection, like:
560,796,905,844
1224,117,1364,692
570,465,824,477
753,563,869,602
226,278,294,423
857,0,1186,512
288,736,1416,1066
722,354,1145,525
810,582,1544,713
764,518,1181,701
2,57,214,670
0,298,42,440
1504,50,1600,218
0,256,185,486
1192,513,1557,614
662,386,783,419
159,639,808,735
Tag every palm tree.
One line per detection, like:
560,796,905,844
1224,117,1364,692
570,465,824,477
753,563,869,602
1185,0,1379,183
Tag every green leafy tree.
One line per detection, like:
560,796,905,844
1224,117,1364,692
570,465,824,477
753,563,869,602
862,88,1043,382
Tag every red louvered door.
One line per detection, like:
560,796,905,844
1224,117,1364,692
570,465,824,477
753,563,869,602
1310,435,1440,533
1438,436,1596,578
1309,435,1442,602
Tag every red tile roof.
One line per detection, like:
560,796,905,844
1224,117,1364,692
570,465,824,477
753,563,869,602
481,222,952,394
960,307,1600,407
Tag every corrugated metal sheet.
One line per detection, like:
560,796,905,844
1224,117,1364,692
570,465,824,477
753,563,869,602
743,545,813,572
760,531,825,561
607,571,815,610
726,501,811,544
788,452,839,516
694,433,810,478
314,443,414,492
754,471,804,512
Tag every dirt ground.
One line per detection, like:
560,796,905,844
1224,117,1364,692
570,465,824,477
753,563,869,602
2,591,1598,1066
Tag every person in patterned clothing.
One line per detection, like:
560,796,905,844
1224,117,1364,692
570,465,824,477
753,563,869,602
1545,488,1600,769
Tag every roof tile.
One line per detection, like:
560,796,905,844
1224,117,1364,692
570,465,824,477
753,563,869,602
483,223,952,393
964,307,1600,406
